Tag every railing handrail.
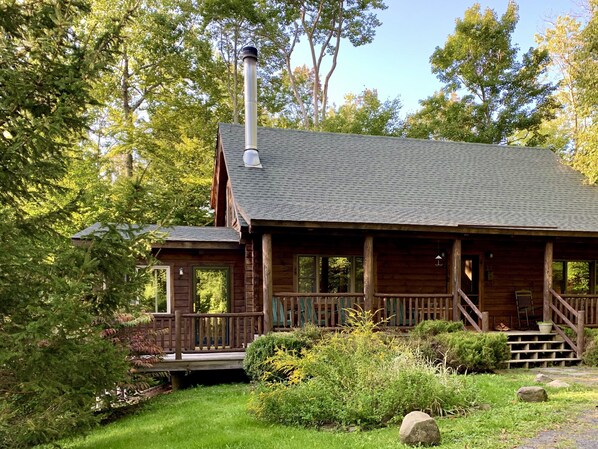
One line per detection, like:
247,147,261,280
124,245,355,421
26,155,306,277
457,303,481,332
181,312,264,318
374,293,452,298
549,288,585,357
458,289,482,318
457,288,489,332
549,288,580,318
559,293,598,298
274,292,365,298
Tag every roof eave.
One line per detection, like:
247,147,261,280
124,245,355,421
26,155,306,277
245,219,598,239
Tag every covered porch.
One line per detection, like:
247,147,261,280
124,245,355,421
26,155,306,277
143,231,596,362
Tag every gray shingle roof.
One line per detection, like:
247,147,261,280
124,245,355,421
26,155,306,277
72,223,240,243
219,123,598,234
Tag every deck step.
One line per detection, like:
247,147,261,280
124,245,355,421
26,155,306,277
506,331,581,369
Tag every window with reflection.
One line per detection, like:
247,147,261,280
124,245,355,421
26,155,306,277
297,255,364,293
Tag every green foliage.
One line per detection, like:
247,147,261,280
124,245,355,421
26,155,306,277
411,319,465,337
431,331,510,373
257,0,387,128
582,330,598,367
538,1,598,183
404,2,556,145
249,315,478,429
321,89,402,136
243,331,318,382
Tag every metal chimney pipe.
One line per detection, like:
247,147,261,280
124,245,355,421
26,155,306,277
241,45,261,168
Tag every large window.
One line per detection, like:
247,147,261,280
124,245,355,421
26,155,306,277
297,256,364,293
552,261,595,294
139,266,171,314
194,267,230,313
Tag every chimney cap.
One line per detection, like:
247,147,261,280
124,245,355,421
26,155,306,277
240,45,258,61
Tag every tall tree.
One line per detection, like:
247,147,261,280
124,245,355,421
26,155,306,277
404,1,557,145
80,0,224,225
538,0,598,182
0,1,157,447
321,88,402,136
259,0,387,129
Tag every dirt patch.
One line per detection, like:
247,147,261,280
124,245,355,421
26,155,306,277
514,367,598,449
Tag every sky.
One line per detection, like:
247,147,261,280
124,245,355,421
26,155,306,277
293,0,584,115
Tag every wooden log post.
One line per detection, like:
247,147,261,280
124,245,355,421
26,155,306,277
481,311,490,333
577,310,585,358
543,241,553,322
262,234,273,333
364,235,375,316
452,239,462,321
175,310,182,360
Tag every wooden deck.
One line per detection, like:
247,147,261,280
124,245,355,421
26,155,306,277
137,352,245,373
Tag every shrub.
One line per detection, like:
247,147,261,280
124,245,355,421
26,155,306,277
434,331,509,373
412,320,464,337
249,312,479,429
582,330,598,367
243,330,318,382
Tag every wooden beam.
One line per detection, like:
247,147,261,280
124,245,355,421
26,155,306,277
452,239,462,321
175,310,182,361
543,241,553,322
364,235,374,314
262,234,273,333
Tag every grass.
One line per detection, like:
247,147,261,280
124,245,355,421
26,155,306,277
51,371,597,449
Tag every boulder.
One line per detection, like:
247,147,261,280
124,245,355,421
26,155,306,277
547,380,570,388
399,411,441,446
534,373,554,383
517,386,548,402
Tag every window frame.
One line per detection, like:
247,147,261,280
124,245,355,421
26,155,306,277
295,254,364,294
192,265,232,314
137,265,172,314
552,260,597,295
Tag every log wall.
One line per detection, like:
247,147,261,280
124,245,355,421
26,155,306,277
153,248,246,314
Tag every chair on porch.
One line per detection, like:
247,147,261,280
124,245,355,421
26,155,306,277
272,297,292,328
515,290,542,329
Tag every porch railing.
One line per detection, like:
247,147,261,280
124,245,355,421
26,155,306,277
457,289,489,332
375,293,453,328
549,289,585,357
144,311,264,355
272,293,366,330
556,294,598,327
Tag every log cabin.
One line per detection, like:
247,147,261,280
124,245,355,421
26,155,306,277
73,46,598,370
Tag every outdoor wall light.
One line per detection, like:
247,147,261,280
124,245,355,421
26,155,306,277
178,267,184,276
486,252,494,259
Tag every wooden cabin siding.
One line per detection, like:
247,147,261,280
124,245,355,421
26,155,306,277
375,237,450,294
153,248,245,313
467,239,545,327
271,234,363,293
554,240,598,260
244,238,262,313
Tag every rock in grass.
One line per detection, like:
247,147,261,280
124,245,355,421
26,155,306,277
534,373,554,383
399,411,441,446
517,386,548,402
547,380,570,388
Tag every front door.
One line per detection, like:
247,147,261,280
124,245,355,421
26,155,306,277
461,255,480,310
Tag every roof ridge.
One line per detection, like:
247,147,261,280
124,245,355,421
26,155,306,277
217,122,552,153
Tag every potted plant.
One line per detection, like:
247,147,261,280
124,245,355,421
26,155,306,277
537,321,553,333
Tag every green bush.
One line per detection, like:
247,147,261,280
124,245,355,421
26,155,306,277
249,312,479,429
435,331,510,373
244,330,318,382
558,326,598,367
411,320,464,337
582,330,598,367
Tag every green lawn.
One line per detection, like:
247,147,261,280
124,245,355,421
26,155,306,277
54,372,597,449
